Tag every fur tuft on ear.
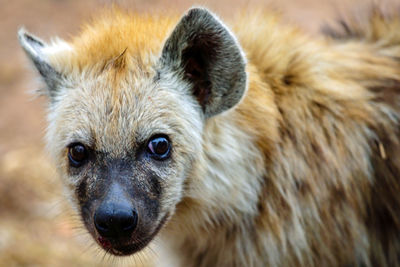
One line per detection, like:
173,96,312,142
18,28,63,98
160,7,247,118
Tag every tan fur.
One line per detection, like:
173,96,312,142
21,7,400,267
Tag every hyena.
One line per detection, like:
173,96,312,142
18,6,400,267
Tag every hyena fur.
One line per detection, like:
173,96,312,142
19,6,400,267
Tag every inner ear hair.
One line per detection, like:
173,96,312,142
160,7,247,118
182,33,220,110
18,28,63,99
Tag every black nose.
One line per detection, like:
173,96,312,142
94,202,138,239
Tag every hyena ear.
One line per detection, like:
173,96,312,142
160,7,247,118
18,28,63,98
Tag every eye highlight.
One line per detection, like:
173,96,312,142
147,135,171,160
68,143,88,167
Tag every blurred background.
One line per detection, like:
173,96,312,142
0,0,398,266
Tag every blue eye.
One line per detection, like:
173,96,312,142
147,136,171,160
68,143,88,167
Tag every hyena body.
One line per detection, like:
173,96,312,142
19,7,400,267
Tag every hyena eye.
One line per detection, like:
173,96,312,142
147,135,171,160
68,143,88,167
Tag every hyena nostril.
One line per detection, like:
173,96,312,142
94,202,138,239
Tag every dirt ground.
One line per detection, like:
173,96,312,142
0,0,398,266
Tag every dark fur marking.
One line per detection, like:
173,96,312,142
153,70,161,82
282,74,294,86
367,120,400,266
25,33,44,47
294,180,311,195
368,78,400,107
321,16,364,41
321,6,400,44
276,106,297,146
33,60,62,96
148,173,162,199
76,178,88,205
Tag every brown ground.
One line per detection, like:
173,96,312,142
0,0,398,266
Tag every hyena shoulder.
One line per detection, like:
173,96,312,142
235,9,400,266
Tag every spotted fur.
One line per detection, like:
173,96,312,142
19,6,400,267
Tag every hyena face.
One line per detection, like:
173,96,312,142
45,72,204,255
19,8,246,255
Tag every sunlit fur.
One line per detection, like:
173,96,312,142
22,7,400,267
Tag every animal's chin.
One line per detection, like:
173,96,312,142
100,240,151,256
94,213,169,256
96,234,155,256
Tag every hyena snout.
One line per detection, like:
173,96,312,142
88,180,162,255
93,182,139,243
94,198,138,240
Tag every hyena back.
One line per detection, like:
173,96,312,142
19,7,400,267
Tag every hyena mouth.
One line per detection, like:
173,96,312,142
96,213,169,256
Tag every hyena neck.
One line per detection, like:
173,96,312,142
161,64,279,264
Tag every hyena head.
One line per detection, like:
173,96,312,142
19,8,246,255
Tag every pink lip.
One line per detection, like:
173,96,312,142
98,236,112,249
